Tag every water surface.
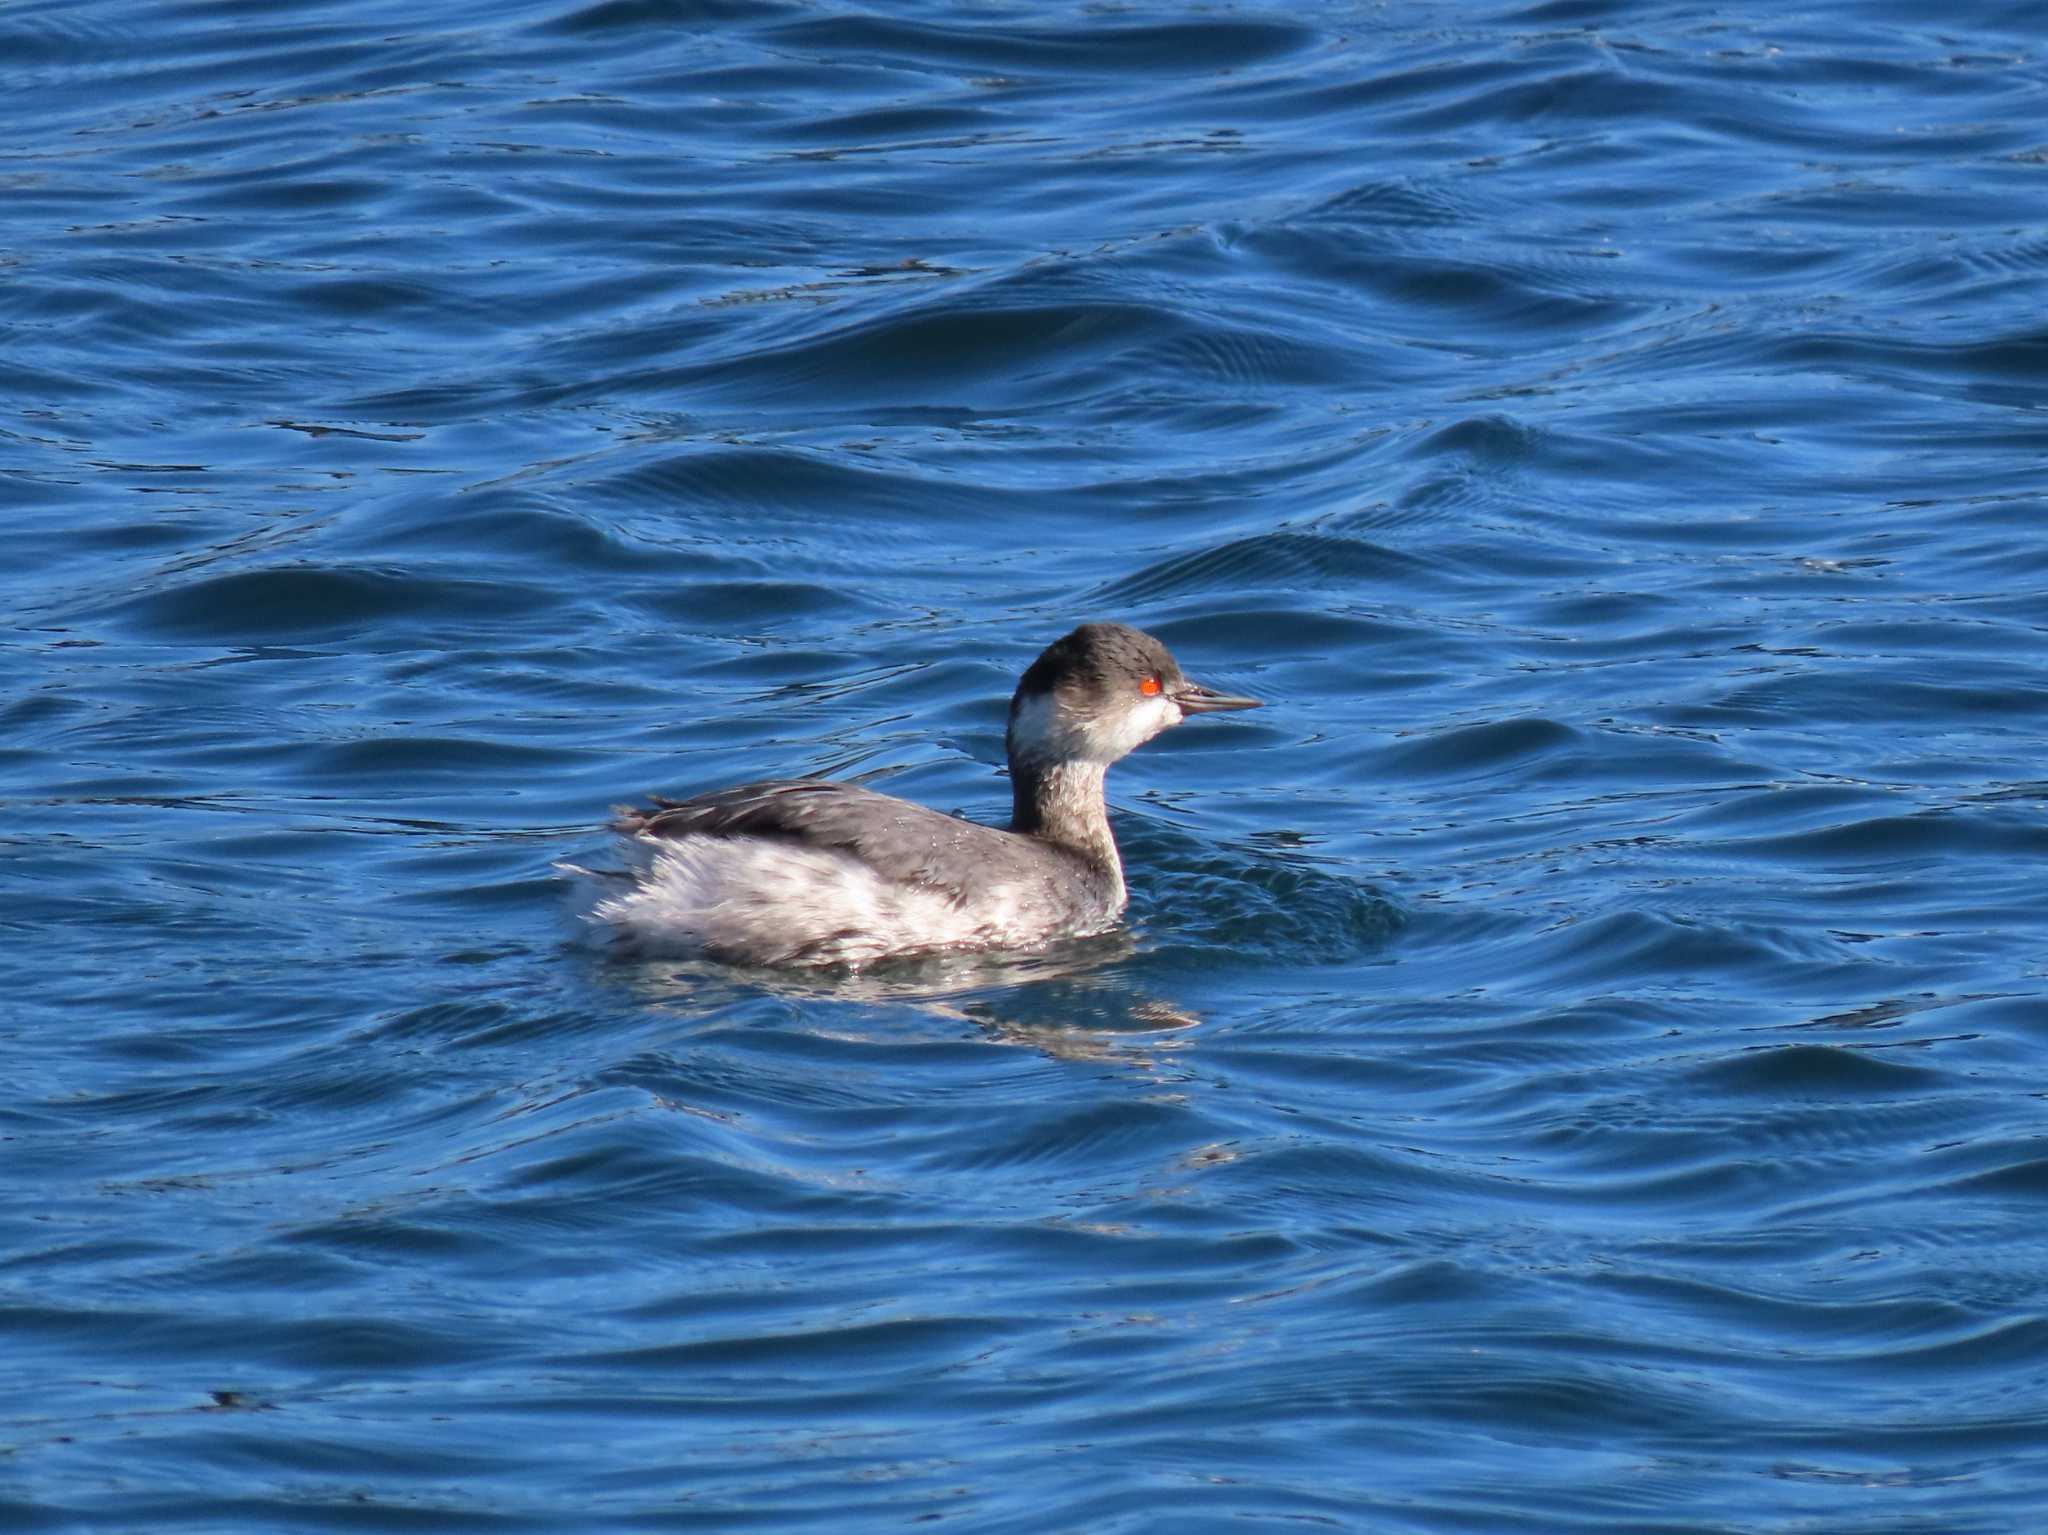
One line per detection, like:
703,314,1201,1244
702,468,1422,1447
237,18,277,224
5,1,2048,1529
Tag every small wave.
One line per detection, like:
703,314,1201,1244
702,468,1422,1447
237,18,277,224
1127,323,1360,389
667,294,1181,410
113,564,566,642
1378,716,1583,780
1688,1042,1945,1097
1128,832,1402,965
1095,531,1429,603
579,443,982,524
1293,176,1475,228
763,14,1312,76
542,0,806,35
1708,809,2048,866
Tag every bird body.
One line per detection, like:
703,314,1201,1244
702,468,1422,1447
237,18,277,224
588,623,1258,968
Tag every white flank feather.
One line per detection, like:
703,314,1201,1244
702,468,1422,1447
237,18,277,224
590,834,1062,968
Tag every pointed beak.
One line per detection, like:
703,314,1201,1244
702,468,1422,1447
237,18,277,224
1173,680,1262,714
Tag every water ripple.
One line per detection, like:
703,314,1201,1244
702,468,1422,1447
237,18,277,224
8,0,2048,1529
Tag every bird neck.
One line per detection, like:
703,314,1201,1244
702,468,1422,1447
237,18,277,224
1009,755,1123,885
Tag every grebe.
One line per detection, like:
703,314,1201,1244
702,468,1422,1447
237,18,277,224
591,622,1260,967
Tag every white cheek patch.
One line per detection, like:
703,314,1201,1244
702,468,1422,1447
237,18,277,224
1090,692,1180,760
1012,686,1182,766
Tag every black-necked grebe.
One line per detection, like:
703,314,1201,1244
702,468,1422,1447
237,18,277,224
590,622,1260,968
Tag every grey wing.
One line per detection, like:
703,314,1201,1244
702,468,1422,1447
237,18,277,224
613,779,1034,897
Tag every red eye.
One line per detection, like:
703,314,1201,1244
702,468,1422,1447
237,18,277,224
1139,675,1161,697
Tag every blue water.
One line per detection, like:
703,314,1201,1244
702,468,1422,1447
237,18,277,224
6,0,2048,1527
